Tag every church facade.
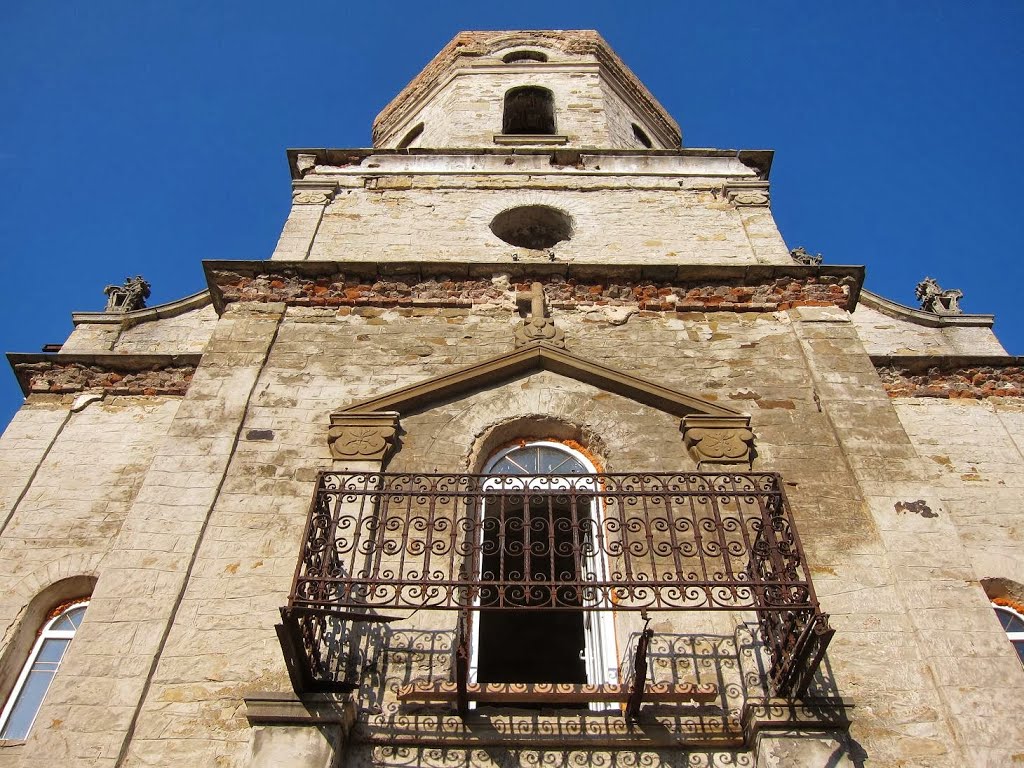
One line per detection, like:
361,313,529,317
1,30,1023,768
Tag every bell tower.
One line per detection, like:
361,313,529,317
373,30,682,150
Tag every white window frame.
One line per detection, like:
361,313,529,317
469,441,619,709
0,600,88,740
994,603,1024,665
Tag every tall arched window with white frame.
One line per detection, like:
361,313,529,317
0,600,88,740
469,440,618,708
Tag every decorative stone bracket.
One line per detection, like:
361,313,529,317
515,281,565,348
720,180,770,208
681,415,755,468
292,179,337,206
327,412,400,463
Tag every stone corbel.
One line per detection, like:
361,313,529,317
328,412,400,464
720,180,770,208
292,179,337,205
681,415,755,469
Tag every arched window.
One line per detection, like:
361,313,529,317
469,441,617,707
396,122,424,149
502,50,548,64
0,600,88,740
631,123,653,148
994,602,1024,665
502,87,555,135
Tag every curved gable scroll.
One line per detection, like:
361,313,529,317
327,342,754,468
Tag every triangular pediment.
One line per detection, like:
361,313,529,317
333,342,741,419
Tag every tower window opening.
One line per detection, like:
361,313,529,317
632,123,653,148
502,50,548,64
397,122,424,149
503,87,556,135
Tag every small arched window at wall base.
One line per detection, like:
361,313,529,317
502,50,548,64
994,602,1024,666
397,122,424,150
0,600,88,740
503,87,556,135
631,123,653,148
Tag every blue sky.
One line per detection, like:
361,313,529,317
2,2,1022,429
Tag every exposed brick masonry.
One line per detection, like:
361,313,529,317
878,365,1024,399
213,271,854,312
14,361,195,396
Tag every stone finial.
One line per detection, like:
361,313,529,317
790,246,823,266
915,276,963,316
328,412,400,463
514,281,565,348
103,276,151,312
681,415,755,468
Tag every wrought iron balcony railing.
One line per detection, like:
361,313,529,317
278,471,833,716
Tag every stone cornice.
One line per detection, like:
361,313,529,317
873,356,1024,399
7,353,201,396
286,147,773,180
858,289,994,328
205,260,864,314
71,290,212,329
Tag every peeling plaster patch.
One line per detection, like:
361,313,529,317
894,500,938,518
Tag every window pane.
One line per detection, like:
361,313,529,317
34,638,70,665
996,607,1024,632
0,665,60,740
1014,640,1024,665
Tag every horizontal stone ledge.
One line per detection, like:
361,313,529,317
204,260,864,314
244,691,357,726
6,353,201,397
398,681,718,705
287,147,774,179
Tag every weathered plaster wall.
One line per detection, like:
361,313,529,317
12,300,1000,767
852,304,1004,356
282,182,788,266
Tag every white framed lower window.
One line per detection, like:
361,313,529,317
469,441,619,709
994,602,1024,666
0,600,88,740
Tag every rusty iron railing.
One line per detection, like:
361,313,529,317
278,471,833,708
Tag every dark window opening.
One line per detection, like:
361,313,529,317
489,205,573,250
503,87,555,135
503,50,548,64
477,496,589,699
632,123,653,148
397,122,424,149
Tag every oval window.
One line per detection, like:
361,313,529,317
489,205,573,250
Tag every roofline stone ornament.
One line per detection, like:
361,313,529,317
103,276,151,313
915,276,963,316
790,247,823,266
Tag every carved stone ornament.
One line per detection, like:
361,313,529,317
915,276,963,316
514,281,566,348
790,246,823,266
514,317,565,347
103,275,151,312
292,190,332,205
720,181,771,208
328,412,400,463
681,415,755,467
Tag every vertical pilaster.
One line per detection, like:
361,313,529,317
270,181,336,261
16,302,284,767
